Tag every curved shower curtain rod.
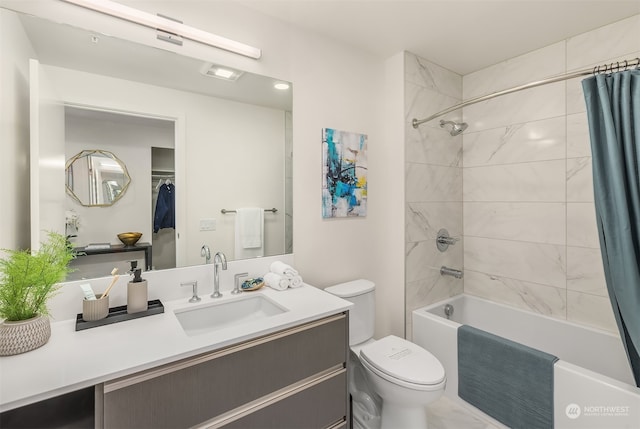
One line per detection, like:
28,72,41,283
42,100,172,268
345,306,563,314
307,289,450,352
412,57,640,128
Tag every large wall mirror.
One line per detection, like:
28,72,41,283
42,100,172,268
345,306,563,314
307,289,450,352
2,7,293,279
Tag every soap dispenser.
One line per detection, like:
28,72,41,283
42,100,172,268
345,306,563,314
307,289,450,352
127,261,148,314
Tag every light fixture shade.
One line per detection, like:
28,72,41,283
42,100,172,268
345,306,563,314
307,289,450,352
61,0,262,59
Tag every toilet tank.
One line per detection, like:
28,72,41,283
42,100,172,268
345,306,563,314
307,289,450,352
325,279,375,346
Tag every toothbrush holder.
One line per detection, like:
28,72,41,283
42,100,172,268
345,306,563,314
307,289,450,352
82,294,109,321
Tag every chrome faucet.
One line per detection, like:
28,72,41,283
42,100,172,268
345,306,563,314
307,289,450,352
201,245,211,264
211,252,227,298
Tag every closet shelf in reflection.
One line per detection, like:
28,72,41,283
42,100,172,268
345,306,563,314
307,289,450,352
152,171,175,190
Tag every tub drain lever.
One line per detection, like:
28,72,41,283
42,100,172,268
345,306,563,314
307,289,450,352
444,304,454,319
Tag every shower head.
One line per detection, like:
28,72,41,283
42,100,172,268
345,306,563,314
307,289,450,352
439,120,468,136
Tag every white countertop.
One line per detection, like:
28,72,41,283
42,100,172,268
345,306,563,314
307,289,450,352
0,284,352,412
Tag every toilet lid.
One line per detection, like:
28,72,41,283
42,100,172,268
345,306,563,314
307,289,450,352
359,335,445,385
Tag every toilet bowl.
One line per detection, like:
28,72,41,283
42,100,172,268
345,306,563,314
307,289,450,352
359,335,445,429
325,280,446,429
348,347,381,429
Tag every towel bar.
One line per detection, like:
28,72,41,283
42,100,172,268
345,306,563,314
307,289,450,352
221,208,278,214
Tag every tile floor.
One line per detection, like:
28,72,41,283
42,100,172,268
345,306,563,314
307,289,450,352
426,396,506,429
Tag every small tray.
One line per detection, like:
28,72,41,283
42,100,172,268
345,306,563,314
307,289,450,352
75,299,164,331
242,277,265,291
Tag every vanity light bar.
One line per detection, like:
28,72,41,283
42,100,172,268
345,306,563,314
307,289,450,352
60,0,262,59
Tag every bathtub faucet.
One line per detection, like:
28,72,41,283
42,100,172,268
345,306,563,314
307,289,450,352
440,266,463,279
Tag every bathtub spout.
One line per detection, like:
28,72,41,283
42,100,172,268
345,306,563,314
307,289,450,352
440,266,463,279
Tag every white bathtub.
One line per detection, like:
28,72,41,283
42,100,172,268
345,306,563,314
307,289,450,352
412,294,640,429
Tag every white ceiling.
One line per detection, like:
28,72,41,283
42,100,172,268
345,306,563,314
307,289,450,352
8,1,638,107
238,0,640,75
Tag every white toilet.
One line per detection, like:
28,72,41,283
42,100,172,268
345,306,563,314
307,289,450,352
325,279,445,429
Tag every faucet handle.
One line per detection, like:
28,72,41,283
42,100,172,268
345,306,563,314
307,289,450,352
233,272,249,295
201,245,211,263
436,228,459,252
181,280,201,303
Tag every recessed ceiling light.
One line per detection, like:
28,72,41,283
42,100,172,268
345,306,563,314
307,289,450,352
274,82,290,90
213,68,235,79
199,63,244,81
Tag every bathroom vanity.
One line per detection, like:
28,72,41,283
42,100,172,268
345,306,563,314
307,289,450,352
102,314,347,428
0,285,351,429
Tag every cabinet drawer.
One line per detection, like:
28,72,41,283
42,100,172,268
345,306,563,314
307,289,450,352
104,314,347,428
222,371,347,429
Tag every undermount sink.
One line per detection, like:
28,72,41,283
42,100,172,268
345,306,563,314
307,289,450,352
174,294,289,337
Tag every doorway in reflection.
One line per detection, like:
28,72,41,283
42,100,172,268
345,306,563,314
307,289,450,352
65,107,175,279
152,147,176,270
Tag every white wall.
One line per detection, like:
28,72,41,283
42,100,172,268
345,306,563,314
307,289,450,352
185,98,285,263
285,17,404,338
374,52,406,337
0,10,35,251
0,1,405,338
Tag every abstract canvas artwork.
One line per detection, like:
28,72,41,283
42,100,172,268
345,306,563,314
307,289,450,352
322,128,368,218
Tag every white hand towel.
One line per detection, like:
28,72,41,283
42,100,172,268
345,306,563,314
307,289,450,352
270,261,298,278
289,275,303,288
264,272,290,291
235,208,264,259
237,208,263,248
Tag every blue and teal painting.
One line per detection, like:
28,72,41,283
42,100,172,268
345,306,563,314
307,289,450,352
322,128,368,218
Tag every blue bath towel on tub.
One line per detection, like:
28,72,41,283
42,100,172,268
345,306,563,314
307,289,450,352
458,325,558,429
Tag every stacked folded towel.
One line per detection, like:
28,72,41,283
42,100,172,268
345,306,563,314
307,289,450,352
263,272,290,291
264,261,303,291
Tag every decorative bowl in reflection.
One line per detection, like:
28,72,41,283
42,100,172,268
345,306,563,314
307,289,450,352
117,232,142,246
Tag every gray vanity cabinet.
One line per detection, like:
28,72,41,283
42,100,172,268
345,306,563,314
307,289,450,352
101,313,348,428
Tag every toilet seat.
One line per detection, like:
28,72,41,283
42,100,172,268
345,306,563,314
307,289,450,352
359,335,445,390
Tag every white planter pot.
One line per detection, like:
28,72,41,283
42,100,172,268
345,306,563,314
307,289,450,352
0,315,51,356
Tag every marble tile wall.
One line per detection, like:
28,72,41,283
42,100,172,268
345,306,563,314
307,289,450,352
461,14,640,333
404,52,464,338
404,15,639,337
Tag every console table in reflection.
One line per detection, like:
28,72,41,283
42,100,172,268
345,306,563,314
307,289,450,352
74,242,152,271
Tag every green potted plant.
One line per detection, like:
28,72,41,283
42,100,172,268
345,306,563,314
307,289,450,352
0,231,76,356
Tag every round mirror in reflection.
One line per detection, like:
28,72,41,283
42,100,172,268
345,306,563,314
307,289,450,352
66,149,131,207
